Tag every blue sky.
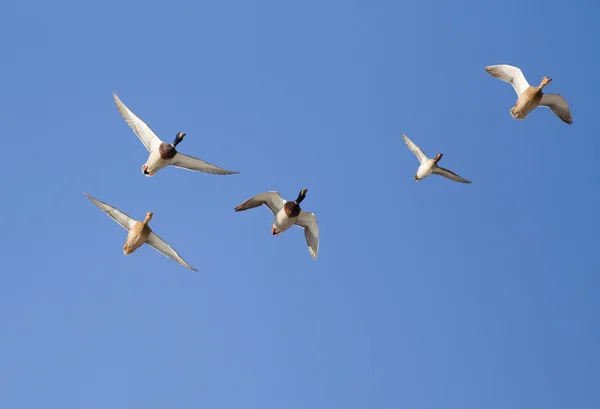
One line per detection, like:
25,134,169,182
0,0,598,408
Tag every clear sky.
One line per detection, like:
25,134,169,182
0,0,598,408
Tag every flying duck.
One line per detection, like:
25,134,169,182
113,92,239,176
402,133,472,184
234,189,319,259
484,64,572,124
84,193,197,271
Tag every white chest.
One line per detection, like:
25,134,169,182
145,150,170,172
274,208,295,233
417,160,434,178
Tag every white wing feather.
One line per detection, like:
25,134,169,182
113,92,163,152
145,232,197,271
485,65,530,95
234,192,286,216
402,133,428,164
84,193,136,230
295,211,320,259
170,153,239,175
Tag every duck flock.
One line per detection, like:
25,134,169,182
85,64,572,271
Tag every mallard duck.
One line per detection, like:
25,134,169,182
113,92,239,177
402,133,472,184
234,189,319,259
484,64,572,124
84,193,197,271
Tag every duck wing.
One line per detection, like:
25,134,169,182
485,65,530,96
539,94,573,124
234,192,285,216
84,193,136,230
295,211,320,259
170,152,239,175
113,92,163,152
146,232,197,271
402,132,428,164
432,167,472,184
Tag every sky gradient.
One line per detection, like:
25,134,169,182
0,1,598,408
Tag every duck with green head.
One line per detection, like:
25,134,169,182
113,92,240,177
234,189,320,259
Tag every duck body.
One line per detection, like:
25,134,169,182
142,141,182,175
415,158,437,180
141,142,177,176
511,86,544,120
273,202,302,235
142,149,170,176
123,220,152,255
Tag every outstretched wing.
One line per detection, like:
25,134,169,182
295,211,320,259
170,152,239,175
485,65,530,96
402,133,428,164
539,94,573,124
113,92,163,152
432,167,472,184
145,231,197,271
234,192,285,216
84,192,136,230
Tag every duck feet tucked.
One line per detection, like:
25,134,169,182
271,227,281,236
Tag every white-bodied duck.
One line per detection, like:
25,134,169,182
402,133,472,184
234,189,320,259
84,193,197,271
484,64,572,124
113,92,239,176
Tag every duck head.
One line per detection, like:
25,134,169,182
295,188,308,204
172,132,186,147
433,153,443,163
143,212,153,224
540,77,552,88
